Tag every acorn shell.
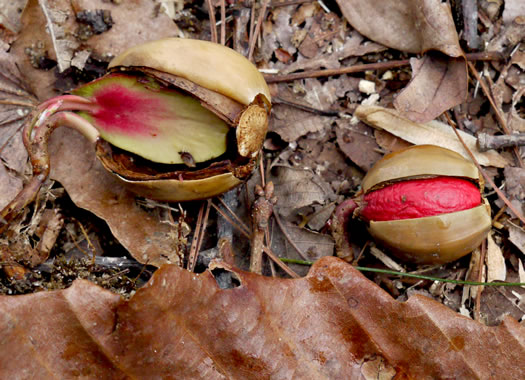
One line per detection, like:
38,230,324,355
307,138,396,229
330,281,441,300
368,202,492,264
361,144,491,264
99,38,271,201
115,173,242,202
108,38,271,106
362,144,481,193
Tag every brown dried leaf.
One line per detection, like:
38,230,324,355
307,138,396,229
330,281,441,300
373,129,412,153
394,54,467,123
11,0,182,100
71,0,182,60
505,166,525,219
336,0,462,56
336,0,466,122
486,232,506,282
505,167,525,203
49,129,182,267
273,216,334,259
355,105,509,167
0,165,22,210
503,0,525,24
270,166,333,218
0,0,26,36
270,103,331,142
480,285,525,326
335,120,382,172
509,224,525,256
1,257,524,378
0,49,36,209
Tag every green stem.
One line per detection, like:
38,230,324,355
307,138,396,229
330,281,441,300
279,258,525,287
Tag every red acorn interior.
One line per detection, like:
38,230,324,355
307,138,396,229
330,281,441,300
360,177,481,222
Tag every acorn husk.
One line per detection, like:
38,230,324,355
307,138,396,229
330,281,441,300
360,145,491,264
92,38,271,201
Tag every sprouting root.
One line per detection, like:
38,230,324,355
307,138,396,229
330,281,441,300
0,96,99,233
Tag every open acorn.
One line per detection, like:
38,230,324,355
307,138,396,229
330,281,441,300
353,145,492,264
0,38,271,229
3,38,271,222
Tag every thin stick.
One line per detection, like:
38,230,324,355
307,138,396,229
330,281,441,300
249,183,275,274
474,239,487,321
259,154,266,187
262,245,299,278
76,220,97,264
269,0,315,7
264,52,504,83
273,210,310,261
462,0,480,49
273,97,340,116
206,0,218,44
189,200,212,272
187,202,205,271
477,132,525,151
248,0,270,62
248,1,256,55
216,197,250,235
220,0,226,46
211,201,299,278
467,61,524,168
448,114,525,225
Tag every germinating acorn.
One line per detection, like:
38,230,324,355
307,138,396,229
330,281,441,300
357,145,491,264
37,38,271,201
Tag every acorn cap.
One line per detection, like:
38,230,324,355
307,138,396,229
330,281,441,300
362,145,480,193
108,38,271,106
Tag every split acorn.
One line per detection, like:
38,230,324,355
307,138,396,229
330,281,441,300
31,38,271,202
356,145,491,264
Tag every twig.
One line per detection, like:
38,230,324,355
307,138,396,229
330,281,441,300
250,182,276,274
206,0,218,44
248,0,270,62
467,61,524,168
212,201,299,277
76,220,97,264
211,202,250,237
217,196,250,236
273,97,340,116
187,202,205,272
463,0,480,49
447,114,525,225
189,200,212,272
264,52,504,83
248,1,256,55
273,210,310,261
474,239,486,322
269,0,316,7
262,245,299,278
220,0,226,46
477,132,525,151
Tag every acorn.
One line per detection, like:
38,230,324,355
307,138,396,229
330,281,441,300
39,38,271,201
356,145,491,264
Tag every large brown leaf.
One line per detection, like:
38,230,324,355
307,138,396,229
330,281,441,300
0,257,523,379
335,0,462,56
393,53,467,123
336,0,467,123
